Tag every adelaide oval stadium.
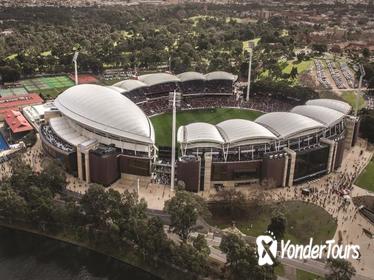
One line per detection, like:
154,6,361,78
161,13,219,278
39,71,360,192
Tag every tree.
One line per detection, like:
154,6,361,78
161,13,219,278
359,109,374,143
214,188,247,217
0,66,20,83
193,234,210,257
26,185,55,225
325,258,356,280
39,160,66,195
312,43,327,54
80,184,112,230
0,186,27,223
164,190,210,241
290,66,298,79
362,48,370,58
220,234,276,280
267,212,287,240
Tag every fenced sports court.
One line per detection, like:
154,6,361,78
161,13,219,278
0,87,28,97
20,76,74,92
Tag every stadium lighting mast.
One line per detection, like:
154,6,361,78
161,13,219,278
246,45,253,101
170,90,177,191
72,51,79,85
355,64,365,117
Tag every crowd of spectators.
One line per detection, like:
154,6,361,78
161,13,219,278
151,163,171,185
41,125,74,153
138,94,294,117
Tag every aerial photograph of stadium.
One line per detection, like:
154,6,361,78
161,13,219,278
0,0,373,279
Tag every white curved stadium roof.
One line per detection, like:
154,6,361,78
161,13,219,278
106,85,127,93
177,71,206,82
205,71,237,81
255,112,326,139
113,79,147,92
54,84,154,144
177,123,224,145
216,119,276,145
291,105,345,127
138,73,180,86
306,99,351,115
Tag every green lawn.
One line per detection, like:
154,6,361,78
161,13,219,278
5,53,18,60
209,201,336,245
296,269,325,280
282,60,312,74
341,91,366,110
356,160,374,192
40,50,52,56
150,108,262,147
37,87,70,99
242,37,261,52
275,263,285,277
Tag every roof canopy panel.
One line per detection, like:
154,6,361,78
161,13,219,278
305,99,351,114
177,123,224,145
205,71,237,81
138,73,180,86
255,112,326,139
177,71,206,82
113,79,147,92
216,119,276,144
291,105,345,127
54,84,154,144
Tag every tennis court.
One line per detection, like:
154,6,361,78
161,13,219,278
20,76,75,92
0,87,28,97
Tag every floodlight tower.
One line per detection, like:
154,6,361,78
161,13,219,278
170,90,177,191
72,51,79,85
246,43,254,101
355,64,365,117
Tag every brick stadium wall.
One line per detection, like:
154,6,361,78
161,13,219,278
261,157,286,187
176,159,201,192
119,155,151,176
211,160,262,182
89,151,120,187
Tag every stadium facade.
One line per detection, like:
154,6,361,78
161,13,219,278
39,72,359,190
177,98,358,191
40,84,155,186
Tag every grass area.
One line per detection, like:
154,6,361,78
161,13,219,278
341,91,366,110
5,53,18,60
209,201,336,245
296,269,325,280
282,60,312,74
150,108,262,147
242,37,261,52
275,263,285,277
356,160,374,192
280,29,289,37
37,87,70,99
121,30,134,39
40,50,52,57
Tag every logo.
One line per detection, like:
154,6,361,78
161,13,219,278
256,231,277,266
256,234,360,266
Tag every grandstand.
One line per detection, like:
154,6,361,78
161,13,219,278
40,84,155,186
112,71,237,105
177,99,359,191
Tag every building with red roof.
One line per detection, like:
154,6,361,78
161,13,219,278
0,93,44,120
4,110,33,140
